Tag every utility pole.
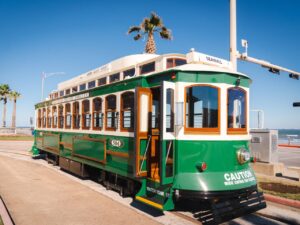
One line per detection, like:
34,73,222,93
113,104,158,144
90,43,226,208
41,72,65,101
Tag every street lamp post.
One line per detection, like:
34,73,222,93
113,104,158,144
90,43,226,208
41,72,65,101
250,109,265,129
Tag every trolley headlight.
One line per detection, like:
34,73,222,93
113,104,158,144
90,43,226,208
236,148,250,164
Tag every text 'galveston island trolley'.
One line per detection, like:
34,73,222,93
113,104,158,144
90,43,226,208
32,50,266,223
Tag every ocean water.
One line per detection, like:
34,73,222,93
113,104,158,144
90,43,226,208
278,129,300,144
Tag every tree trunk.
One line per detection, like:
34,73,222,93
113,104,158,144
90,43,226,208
2,98,6,127
12,99,16,128
145,32,156,54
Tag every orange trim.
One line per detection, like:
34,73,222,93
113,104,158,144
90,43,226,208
278,144,300,148
184,84,221,134
106,150,129,158
135,87,152,177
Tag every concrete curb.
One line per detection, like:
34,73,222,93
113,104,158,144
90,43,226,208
264,193,300,209
0,197,14,225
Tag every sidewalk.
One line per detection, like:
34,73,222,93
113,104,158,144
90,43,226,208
0,154,161,225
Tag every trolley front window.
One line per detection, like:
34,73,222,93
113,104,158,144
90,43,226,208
121,92,134,131
227,87,247,134
105,95,117,130
93,98,103,130
185,85,219,133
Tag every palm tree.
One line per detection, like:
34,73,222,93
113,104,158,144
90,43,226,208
9,91,21,128
0,84,11,127
128,12,172,54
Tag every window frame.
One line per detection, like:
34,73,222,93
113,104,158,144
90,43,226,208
65,103,72,129
140,62,155,75
105,94,117,131
120,91,134,132
227,87,248,135
82,100,91,130
123,68,135,79
52,106,58,128
46,107,52,128
73,101,80,129
98,77,107,86
92,97,103,130
184,84,220,134
58,105,64,129
166,58,187,69
37,109,42,128
109,73,120,83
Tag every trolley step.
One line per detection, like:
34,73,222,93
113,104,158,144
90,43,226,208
135,179,174,211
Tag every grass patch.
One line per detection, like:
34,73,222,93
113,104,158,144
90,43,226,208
0,215,3,225
258,187,300,201
257,176,300,201
0,136,34,141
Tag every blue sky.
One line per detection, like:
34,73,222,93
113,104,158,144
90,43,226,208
0,0,299,128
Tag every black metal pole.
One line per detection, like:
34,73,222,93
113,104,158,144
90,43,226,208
293,102,300,107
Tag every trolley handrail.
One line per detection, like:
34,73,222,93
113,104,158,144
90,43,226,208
165,141,172,165
138,134,151,175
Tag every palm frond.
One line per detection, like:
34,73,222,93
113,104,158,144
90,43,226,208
9,91,21,101
159,29,172,40
150,12,162,27
141,18,152,32
134,34,142,41
127,26,141,34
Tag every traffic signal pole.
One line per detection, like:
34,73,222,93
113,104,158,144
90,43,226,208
229,0,300,80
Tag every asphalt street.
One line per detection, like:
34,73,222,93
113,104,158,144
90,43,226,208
278,146,300,167
0,141,299,225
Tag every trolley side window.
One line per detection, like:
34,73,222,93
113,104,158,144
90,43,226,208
65,103,72,129
42,108,46,128
58,105,64,128
37,109,41,128
47,107,52,128
93,97,103,130
82,100,91,129
105,95,117,130
121,92,134,132
166,58,187,69
185,85,220,133
52,106,57,128
73,102,80,129
227,87,247,133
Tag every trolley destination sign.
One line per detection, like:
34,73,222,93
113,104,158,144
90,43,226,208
52,93,89,105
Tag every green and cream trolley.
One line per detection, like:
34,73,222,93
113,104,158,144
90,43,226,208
32,49,266,223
